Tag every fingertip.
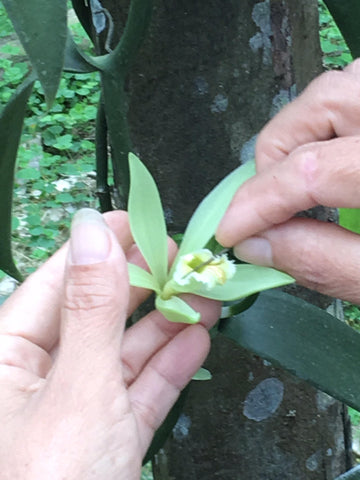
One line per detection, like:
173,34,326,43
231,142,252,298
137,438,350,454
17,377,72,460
103,210,134,252
255,218,360,303
233,237,273,267
215,215,236,248
180,294,221,330
69,209,111,266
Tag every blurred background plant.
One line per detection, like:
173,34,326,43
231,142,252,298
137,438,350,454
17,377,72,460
0,2,99,281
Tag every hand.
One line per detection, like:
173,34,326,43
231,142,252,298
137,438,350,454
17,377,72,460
217,59,360,304
0,209,220,480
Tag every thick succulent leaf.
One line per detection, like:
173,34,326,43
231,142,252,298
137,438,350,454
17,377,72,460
334,465,360,480
0,76,35,281
219,290,360,411
174,265,294,301
192,367,212,381
324,0,360,58
155,295,200,324
171,161,255,276
71,0,94,41
128,154,168,287
2,0,67,106
221,293,259,318
111,0,153,74
127,263,160,293
64,31,101,73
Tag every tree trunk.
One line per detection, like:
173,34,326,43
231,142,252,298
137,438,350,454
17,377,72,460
110,0,350,477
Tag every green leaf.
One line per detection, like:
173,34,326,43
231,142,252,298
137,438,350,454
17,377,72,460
0,76,35,281
155,295,201,324
339,208,360,234
64,31,102,73
2,0,67,106
175,265,294,301
323,0,360,57
110,0,153,75
334,465,360,480
192,367,212,381
0,295,10,307
71,0,94,42
128,154,168,287
127,263,160,293
221,293,259,318
219,290,360,411
16,167,41,180
171,161,255,276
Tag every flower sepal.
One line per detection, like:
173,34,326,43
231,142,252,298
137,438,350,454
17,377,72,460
155,295,201,324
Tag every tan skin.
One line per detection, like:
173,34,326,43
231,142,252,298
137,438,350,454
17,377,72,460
2,57,360,478
0,209,220,479
217,58,360,305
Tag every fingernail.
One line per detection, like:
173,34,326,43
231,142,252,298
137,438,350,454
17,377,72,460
233,237,273,267
69,208,111,265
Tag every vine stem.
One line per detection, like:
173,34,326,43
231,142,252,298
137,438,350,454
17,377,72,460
95,96,113,212
100,0,153,207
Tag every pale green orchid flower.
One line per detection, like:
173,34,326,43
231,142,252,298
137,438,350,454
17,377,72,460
127,153,294,324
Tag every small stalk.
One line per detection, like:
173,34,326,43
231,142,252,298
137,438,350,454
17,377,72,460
95,96,113,212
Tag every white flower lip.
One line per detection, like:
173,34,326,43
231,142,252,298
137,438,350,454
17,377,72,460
173,248,236,290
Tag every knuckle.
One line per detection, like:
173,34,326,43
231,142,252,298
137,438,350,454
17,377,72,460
294,247,329,291
132,396,160,435
0,335,21,367
64,268,116,315
344,58,360,79
311,69,360,117
309,69,346,99
291,144,323,204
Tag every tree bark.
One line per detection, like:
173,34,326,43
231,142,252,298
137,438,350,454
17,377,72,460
109,0,350,477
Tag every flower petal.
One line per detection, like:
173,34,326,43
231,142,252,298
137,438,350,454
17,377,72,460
192,264,294,301
128,153,168,287
128,263,161,293
170,161,255,276
155,295,201,324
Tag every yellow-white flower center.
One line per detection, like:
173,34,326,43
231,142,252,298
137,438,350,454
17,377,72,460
173,249,235,290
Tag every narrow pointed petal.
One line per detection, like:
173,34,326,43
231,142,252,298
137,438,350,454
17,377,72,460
128,263,160,293
171,161,255,276
192,265,294,301
128,154,168,287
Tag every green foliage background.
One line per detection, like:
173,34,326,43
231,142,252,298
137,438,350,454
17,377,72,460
0,3,99,275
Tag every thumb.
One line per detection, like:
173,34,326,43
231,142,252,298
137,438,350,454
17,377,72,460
233,217,360,303
56,208,129,381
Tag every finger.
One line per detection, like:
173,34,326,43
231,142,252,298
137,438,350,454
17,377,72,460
0,210,133,352
217,136,360,246
0,245,67,352
256,59,360,170
128,324,210,456
233,217,360,303
121,295,220,386
53,209,129,386
103,210,133,250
